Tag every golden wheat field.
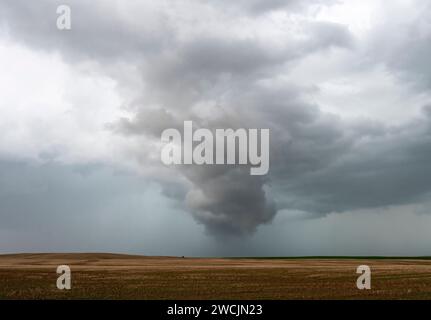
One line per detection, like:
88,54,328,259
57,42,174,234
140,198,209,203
1,253,431,299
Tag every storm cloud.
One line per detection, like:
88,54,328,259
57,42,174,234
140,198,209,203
1,0,431,246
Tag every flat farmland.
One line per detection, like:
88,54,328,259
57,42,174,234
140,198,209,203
1,253,431,299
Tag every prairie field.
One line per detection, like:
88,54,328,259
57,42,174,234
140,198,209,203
1,253,431,299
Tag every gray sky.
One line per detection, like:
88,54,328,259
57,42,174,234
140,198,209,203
1,0,431,256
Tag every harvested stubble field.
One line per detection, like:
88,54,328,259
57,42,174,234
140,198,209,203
1,253,431,299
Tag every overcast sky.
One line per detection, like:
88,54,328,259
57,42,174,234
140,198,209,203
1,0,431,256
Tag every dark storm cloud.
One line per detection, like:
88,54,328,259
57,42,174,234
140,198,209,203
272,106,431,214
119,106,278,236
102,4,353,236
2,0,431,238
183,166,275,235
